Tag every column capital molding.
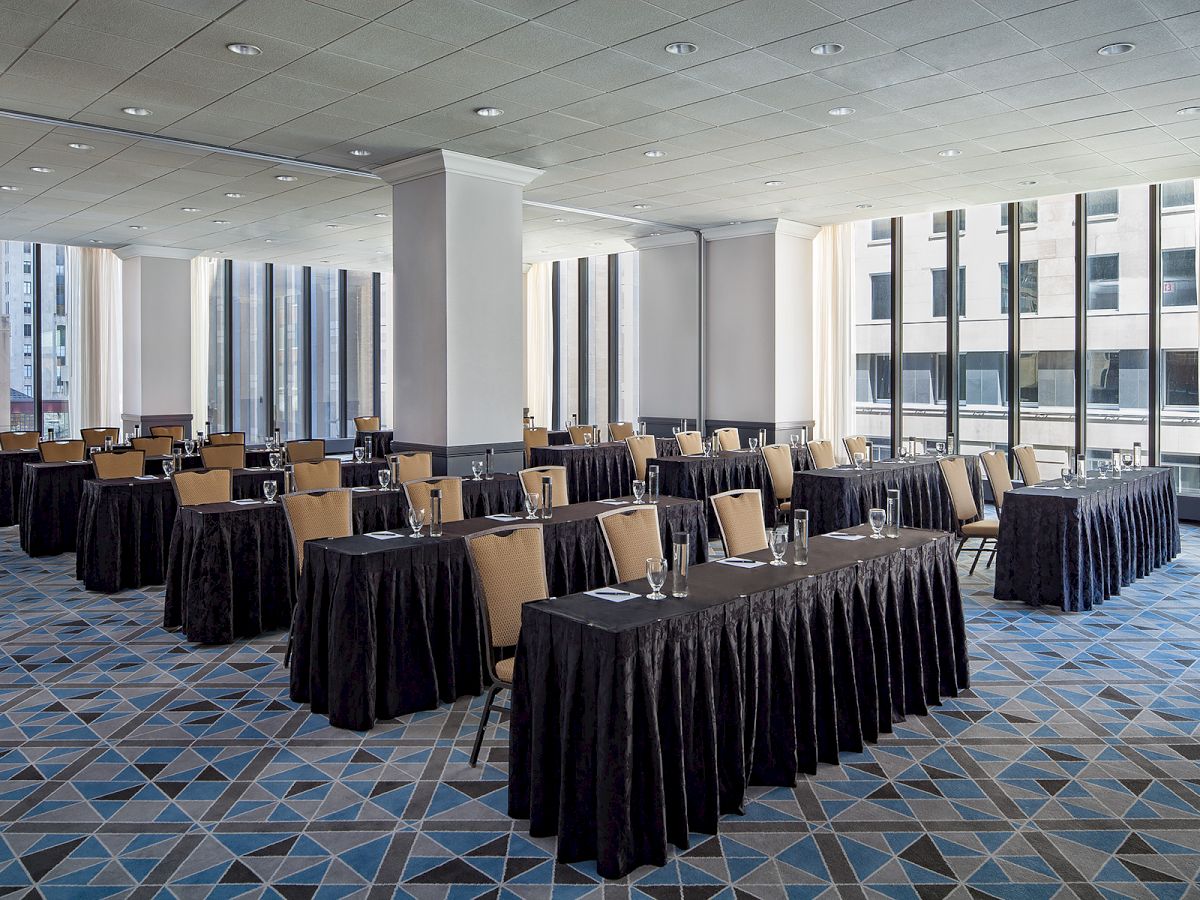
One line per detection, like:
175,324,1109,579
112,244,198,261
626,231,698,250
375,149,542,188
701,218,820,242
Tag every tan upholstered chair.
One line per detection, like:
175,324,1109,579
807,440,836,469
676,431,703,455
464,523,548,766
286,439,325,463
938,456,999,574
354,416,380,432
132,436,173,456
761,444,794,512
200,444,245,470
172,469,232,506
710,489,769,557
713,427,740,450
39,440,85,463
519,466,569,507
282,489,353,573
843,435,868,463
81,427,119,448
293,459,341,491
387,451,432,484
208,432,245,446
403,477,465,523
1012,444,1042,487
523,427,549,466
568,424,596,445
0,431,38,451
93,450,145,480
151,426,184,442
597,505,663,582
608,422,635,442
980,450,1014,513
626,435,657,482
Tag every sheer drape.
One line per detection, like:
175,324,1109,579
812,224,855,457
190,257,217,434
66,247,122,429
523,262,553,427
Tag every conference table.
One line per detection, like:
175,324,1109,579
289,495,710,731
993,467,1179,612
655,445,809,530
353,430,393,458
508,524,969,879
528,438,678,503
0,449,37,526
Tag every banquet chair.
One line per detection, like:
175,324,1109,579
519,466,569,507
172,469,231,507
980,450,1014,514
937,456,999,575
93,450,145,480
568,424,596,445
209,432,245,446
464,523,548,766
286,439,325,464
354,416,380,433
387,451,432,484
403,477,465,523
132,436,172,456
282,489,353,573
151,426,184,442
710,489,769,557
1012,444,1042,487
0,431,38,451
81,427,119,448
199,444,245,470
843,435,868,463
608,422,635,442
761,444,794,513
675,430,703,455
293,459,341,491
597,505,663,582
626,435,656,481
713,427,740,450
39,440,85,462
807,440,836,469
523,427,549,466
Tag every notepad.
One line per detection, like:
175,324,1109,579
586,588,639,602
365,531,401,540
717,557,766,568
485,513,523,521
351,486,373,492
597,499,629,505
133,475,159,480
826,532,866,541
230,498,260,505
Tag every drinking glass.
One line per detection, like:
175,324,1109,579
353,446,366,463
162,459,175,477
269,451,282,470
748,437,760,452
583,432,593,446
104,435,113,452
1061,466,1073,487
769,527,788,565
647,465,659,503
632,480,645,503
1123,453,1133,472
377,469,391,490
263,480,278,503
868,507,886,539
1098,462,1109,480
524,492,540,519
793,509,809,566
408,507,424,538
853,452,864,470
790,434,800,449
936,441,946,458
184,439,195,456
672,535,690,597
646,557,667,600
471,460,483,481
672,425,681,435
884,490,901,538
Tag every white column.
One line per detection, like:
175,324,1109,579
114,246,194,435
377,150,541,475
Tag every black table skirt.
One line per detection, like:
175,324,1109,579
351,476,525,531
354,431,393,458
791,456,982,536
76,478,178,593
655,448,805,531
528,440,680,504
508,527,968,879
993,468,1179,612
290,497,709,731
339,459,388,487
19,462,93,556
0,450,37,527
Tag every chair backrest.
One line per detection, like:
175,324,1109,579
597,506,663,582
608,422,634,442
1012,444,1041,486
843,435,868,462
761,444,794,502
714,427,740,450
807,440,836,469
676,431,703,455
523,427,549,465
938,456,980,524
81,427,119,448
281,489,353,572
387,451,432,484
199,444,245,469
980,450,1014,511
208,432,245,445
402,477,465,523
354,416,380,432
0,431,38,451
568,424,595,445
150,425,184,442
293,459,341,491
518,466,569,507
710,489,769,557
172,469,232,506
625,435,656,482
465,524,548,651
93,450,145,479
132,436,173,456
286,439,325,463
39,440,85,463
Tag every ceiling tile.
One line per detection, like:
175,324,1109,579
471,22,601,68
321,24,454,72
219,0,367,46
907,22,1039,71
380,0,525,44
614,22,748,70
952,50,1073,91
818,51,939,92
548,49,672,91
739,72,844,109
860,73,976,110
537,0,682,44
682,50,804,91
694,0,839,47
675,93,778,125
1085,50,1200,92
30,22,164,72
175,23,313,69
408,50,535,92
273,52,399,92
853,0,997,46
760,22,894,70
62,0,211,46
1009,0,1157,44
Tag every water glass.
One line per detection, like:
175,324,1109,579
1061,466,1073,487
1133,442,1143,469
1075,454,1088,487
184,439,195,456
853,451,865,470
646,557,667,600
632,479,646,503
162,459,175,477
672,425,681,435
885,489,901,538
647,465,659,502
748,437,760,452
263,480,278,503
1098,462,1109,480
583,432,593,446
793,509,809,566
269,451,282,470
377,469,391,490
790,434,800,449
353,446,366,463
524,492,540,519
1123,453,1133,473
430,490,443,537
672,535,690,597
769,527,788,565
540,478,554,519
868,507,886,539
104,435,113,452
471,460,483,481
408,507,424,538
936,441,946,458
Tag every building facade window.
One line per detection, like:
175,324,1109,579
999,200,1038,229
931,266,966,318
931,210,965,236
870,272,891,320
1162,248,1196,307
1087,189,1119,218
999,260,1039,314
1087,253,1120,310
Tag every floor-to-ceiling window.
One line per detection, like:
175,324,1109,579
272,265,305,440
555,261,579,429
344,270,376,435
0,242,35,430
959,203,1011,456
1161,180,1200,493
379,271,393,433
853,219,891,456
38,245,70,437
309,267,341,439
231,261,268,441
615,251,639,423
901,212,950,448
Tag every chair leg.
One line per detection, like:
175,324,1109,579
969,540,986,575
986,540,998,569
954,537,966,561
470,684,503,768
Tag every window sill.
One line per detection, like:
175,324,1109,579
1162,206,1194,216
866,239,891,247
1086,213,1118,223
995,223,1038,234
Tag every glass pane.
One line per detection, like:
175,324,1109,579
616,251,639,423
853,219,891,457
206,260,228,434
901,211,947,449
556,261,579,429
0,242,35,429
1160,178,1200,493
231,261,267,442
344,270,374,434
310,267,340,438
272,265,305,440
587,256,609,428
379,270,392,430
39,245,69,438
957,204,1009,458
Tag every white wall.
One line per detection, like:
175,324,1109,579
774,228,815,424
120,254,191,417
636,238,700,421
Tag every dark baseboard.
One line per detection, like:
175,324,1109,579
121,413,194,436
640,416,814,445
1178,492,1200,523
390,439,524,477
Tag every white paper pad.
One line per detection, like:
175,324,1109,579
351,486,373,492
485,513,523,521
826,532,866,541
597,499,629,505
230,498,260,505
365,531,401,540
717,557,766,568
586,588,639,602
133,475,159,480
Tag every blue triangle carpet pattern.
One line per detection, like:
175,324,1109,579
0,521,1198,899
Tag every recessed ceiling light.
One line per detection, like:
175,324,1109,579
264,239,274,243
649,232,662,236
1177,106,1200,116
764,180,784,187
29,166,53,173
225,192,243,198
810,42,844,56
181,207,200,212
938,148,962,157
68,142,92,151
665,41,697,55
474,106,503,117
1,185,21,192
349,149,371,157
553,217,567,223
1019,180,1038,186
129,225,145,230
326,224,339,228
320,260,330,264
728,221,742,225
374,212,390,218
122,106,152,116
226,42,262,56
632,204,649,209
275,175,298,182
212,220,229,225
591,241,602,246
1097,42,1135,56
828,106,855,116
855,203,873,209
644,149,665,158
89,239,101,243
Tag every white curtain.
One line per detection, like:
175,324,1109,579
66,246,122,430
812,224,856,456
523,262,553,427
190,256,217,434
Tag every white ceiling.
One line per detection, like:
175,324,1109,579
1,0,1200,268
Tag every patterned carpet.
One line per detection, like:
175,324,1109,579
0,521,1199,899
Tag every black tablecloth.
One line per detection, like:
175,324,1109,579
19,461,93,556
548,430,571,446
76,477,178,592
0,450,37,526
509,525,968,878
351,475,525,531
528,443,631,502
290,496,709,730
791,456,982,536
339,459,388,487
354,431,393,458
655,448,806,530
993,467,1179,612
